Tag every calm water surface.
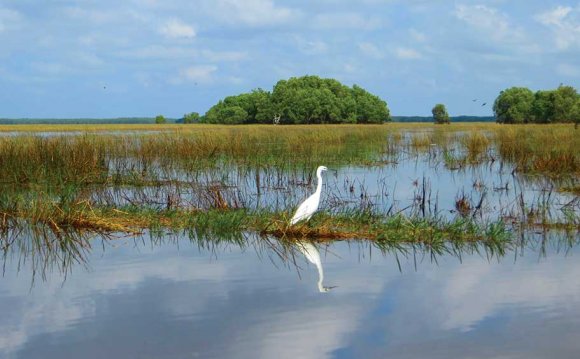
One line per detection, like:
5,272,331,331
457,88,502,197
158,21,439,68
1,233,580,359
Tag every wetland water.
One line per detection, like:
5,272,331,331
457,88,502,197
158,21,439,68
0,127,578,358
1,233,580,359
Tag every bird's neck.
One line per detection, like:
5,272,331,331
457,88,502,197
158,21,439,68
315,172,323,195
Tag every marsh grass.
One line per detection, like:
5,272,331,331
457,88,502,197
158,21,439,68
0,124,578,186
409,133,433,150
0,136,109,184
496,125,579,175
0,126,392,185
461,132,491,162
443,150,465,170
265,210,512,246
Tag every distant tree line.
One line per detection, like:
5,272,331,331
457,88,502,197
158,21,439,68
200,75,391,124
493,85,580,124
0,117,169,125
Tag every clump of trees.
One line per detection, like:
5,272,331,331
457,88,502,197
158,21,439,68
493,85,580,124
432,104,450,124
182,112,200,124
155,115,166,124
201,76,390,124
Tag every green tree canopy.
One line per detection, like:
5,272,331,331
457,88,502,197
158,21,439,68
493,87,534,124
271,76,358,124
551,85,579,123
204,103,248,124
201,76,390,125
203,89,273,124
495,85,579,124
531,90,555,123
432,103,450,124
351,85,390,123
182,112,200,124
155,115,166,124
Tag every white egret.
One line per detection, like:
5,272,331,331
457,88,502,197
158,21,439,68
296,241,336,293
290,165,327,225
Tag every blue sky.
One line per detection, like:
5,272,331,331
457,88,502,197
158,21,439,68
0,0,579,118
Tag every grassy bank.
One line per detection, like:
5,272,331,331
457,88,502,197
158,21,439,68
0,197,516,245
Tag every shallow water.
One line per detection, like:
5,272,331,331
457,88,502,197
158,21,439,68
96,151,578,223
1,129,578,358
1,233,580,359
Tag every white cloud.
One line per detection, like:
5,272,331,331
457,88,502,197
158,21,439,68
76,52,105,67
201,49,247,62
296,38,329,55
313,12,382,30
207,0,299,26
30,61,68,75
177,64,218,83
358,42,383,59
537,5,573,26
159,19,196,39
556,63,580,77
64,7,119,24
409,28,426,42
0,7,22,32
395,47,422,60
454,4,526,45
119,46,246,63
119,45,197,59
343,63,356,73
536,6,580,50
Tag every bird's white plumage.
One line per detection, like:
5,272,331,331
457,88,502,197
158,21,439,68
290,166,327,225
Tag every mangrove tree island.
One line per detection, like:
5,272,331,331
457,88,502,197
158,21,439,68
493,85,580,124
201,76,391,124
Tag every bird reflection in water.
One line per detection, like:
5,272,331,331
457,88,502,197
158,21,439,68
296,240,337,293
